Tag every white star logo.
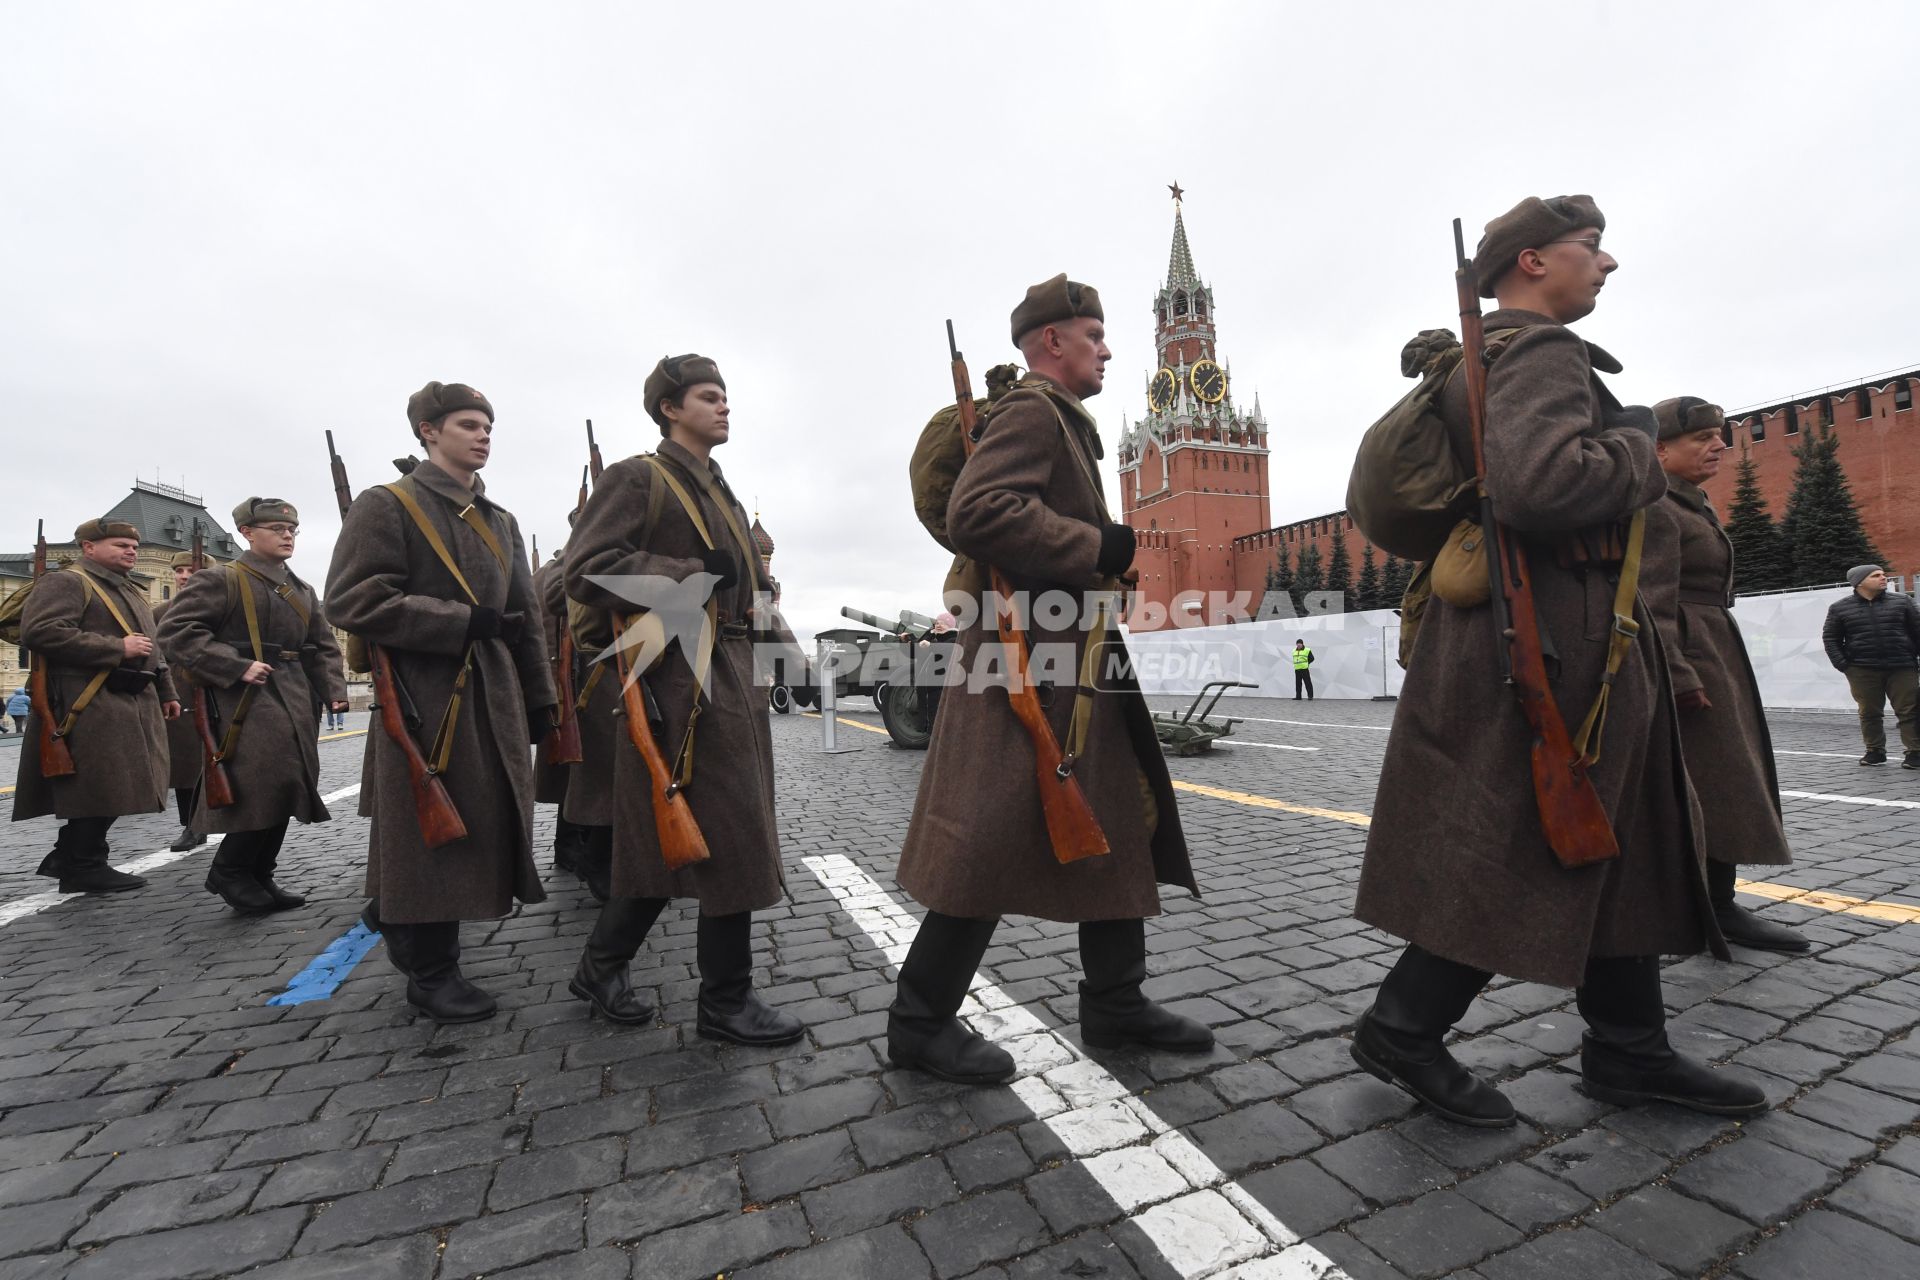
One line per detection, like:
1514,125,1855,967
585,572,726,694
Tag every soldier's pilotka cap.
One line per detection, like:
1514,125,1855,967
74,518,139,542
1653,397,1725,441
233,497,299,527
1011,273,1103,344
644,354,725,432
406,381,494,441
1474,195,1606,298
169,551,197,570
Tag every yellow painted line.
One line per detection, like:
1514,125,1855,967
1170,779,1372,827
1735,879,1920,925
319,729,368,743
799,711,889,736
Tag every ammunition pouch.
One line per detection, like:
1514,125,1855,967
1552,521,1631,571
1429,518,1492,608
104,666,157,696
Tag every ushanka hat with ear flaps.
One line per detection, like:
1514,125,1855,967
1474,195,1605,298
405,381,493,441
1653,397,1725,441
1011,273,1103,344
643,354,726,432
74,518,139,542
232,497,299,527
169,551,196,570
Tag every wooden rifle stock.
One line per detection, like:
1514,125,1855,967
325,431,469,848
946,322,1109,864
1453,221,1618,869
611,617,709,871
544,630,585,764
28,521,75,777
193,687,236,809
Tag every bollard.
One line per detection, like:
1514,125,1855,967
817,637,859,754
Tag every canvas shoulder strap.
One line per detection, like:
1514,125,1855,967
1570,508,1648,766
383,479,482,605
58,569,139,731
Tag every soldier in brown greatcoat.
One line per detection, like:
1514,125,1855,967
13,518,181,893
1644,397,1806,953
159,498,348,914
562,354,805,1046
531,544,593,882
156,550,209,852
324,382,556,1023
1350,197,1765,1126
886,276,1210,1086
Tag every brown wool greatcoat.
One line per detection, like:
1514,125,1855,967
1355,310,1718,989
896,377,1195,923
12,562,178,821
565,439,790,914
531,554,572,807
324,461,556,924
153,598,206,794
157,551,348,834
1643,481,1792,868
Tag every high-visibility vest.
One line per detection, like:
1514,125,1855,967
1291,647,1313,670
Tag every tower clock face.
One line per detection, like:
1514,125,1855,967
1148,367,1176,412
1190,359,1227,404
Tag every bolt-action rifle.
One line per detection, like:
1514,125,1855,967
188,527,237,809
537,461,590,768
28,520,77,778
326,430,469,848
946,321,1108,864
586,420,604,484
1454,219,1618,869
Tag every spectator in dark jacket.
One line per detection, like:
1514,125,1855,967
1822,564,1920,767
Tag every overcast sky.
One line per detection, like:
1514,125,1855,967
5,2,1913,641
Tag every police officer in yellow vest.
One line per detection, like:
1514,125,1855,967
1291,639,1314,700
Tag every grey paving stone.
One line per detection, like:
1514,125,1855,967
1455,1162,1592,1232
223,1114,376,1168
1737,1109,1877,1168
913,1189,1051,1279
489,1135,624,1211
653,1063,779,1121
734,1223,932,1280
1134,1079,1228,1127
439,1195,584,1278
64,1206,309,1280
253,1146,393,1210
293,1165,492,1254
1299,1230,1403,1280
943,1131,1034,1193
741,1130,864,1202
772,1044,881,1095
1670,1136,1839,1226
849,1098,978,1169
1499,1069,1613,1133
1001,1231,1142,1280
629,1203,812,1280
1187,1099,1322,1174
72,1166,268,1246
0,1128,90,1174
587,1157,739,1246
802,1154,959,1239
1884,1134,1920,1176
766,1078,889,1138
364,1086,517,1141
1839,1050,1920,1101
382,1118,528,1184
236,1234,439,1280
1313,1129,1454,1206
1475,1225,1671,1280
0,1196,91,1261
1825,1162,1920,1244
1395,1113,1543,1173
1346,1189,1523,1278
0,1087,166,1138
1596,1100,1738,1158
487,1245,631,1280
626,1105,774,1176
1527,1128,1664,1200
1241,1157,1368,1237
1027,1160,1124,1235
0,1154,106,1210
1288,1075,1417,1139
1734,1208,1920,1280
1587,1184,1755,1273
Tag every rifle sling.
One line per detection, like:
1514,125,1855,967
1570,508,1647,766
56,570,139,737
636,457,722,790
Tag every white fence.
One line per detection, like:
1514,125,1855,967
1122,586,1859,711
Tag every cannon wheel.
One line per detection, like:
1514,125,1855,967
770,685,793,715
879,683,935,750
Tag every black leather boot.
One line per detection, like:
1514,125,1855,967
1707,859,1807,953
204,833,275,914
248,820,303,911
55,819,145,894
170,788,206,851
695,912,804,1046
887,912,1013,1084
569,897,666,1024
554,819,589,877
1577,956,1766,1116
579,825,613,903
395,921,496,1024
1079,918,1214,1051
1351,944,1513,1127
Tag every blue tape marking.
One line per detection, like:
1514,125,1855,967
267,922,382,1006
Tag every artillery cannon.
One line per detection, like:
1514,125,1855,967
836,606,955,749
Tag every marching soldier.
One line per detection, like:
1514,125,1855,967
325,382,556,1023
158,499,348,913
1644,398,1807,952
887,276,1211,1085
1350,197,1764,1126
563,353,805,1046
156,550,208,852
13,518,181,893
532,543,593,880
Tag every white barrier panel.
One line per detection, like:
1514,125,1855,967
1121,587,1863,710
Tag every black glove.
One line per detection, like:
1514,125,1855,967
499,611,526,644
1096,523,1138,577
529,705,556,743
1611,405,1659,440
701,549,738,593
465,606,501,643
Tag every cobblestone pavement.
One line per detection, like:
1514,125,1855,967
3,697,1920,1279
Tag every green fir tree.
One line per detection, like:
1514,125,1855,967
1355,543,1382,611
1325,532,1354,613
1294,542,1326,611
1779,423,1882,588
1721,445,1791,594
1381,553,1411,604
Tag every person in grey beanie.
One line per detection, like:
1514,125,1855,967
1822,565,1920,766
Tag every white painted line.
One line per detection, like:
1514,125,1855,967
1224,742,1321,753
0,784,361,930
801,853,1345,1280
1781,789,1920,810
1775,749,1867,759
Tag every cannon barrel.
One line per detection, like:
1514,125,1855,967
839,606,901,633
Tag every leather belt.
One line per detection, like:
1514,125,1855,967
1677,589,1734,608
718,622,751,641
